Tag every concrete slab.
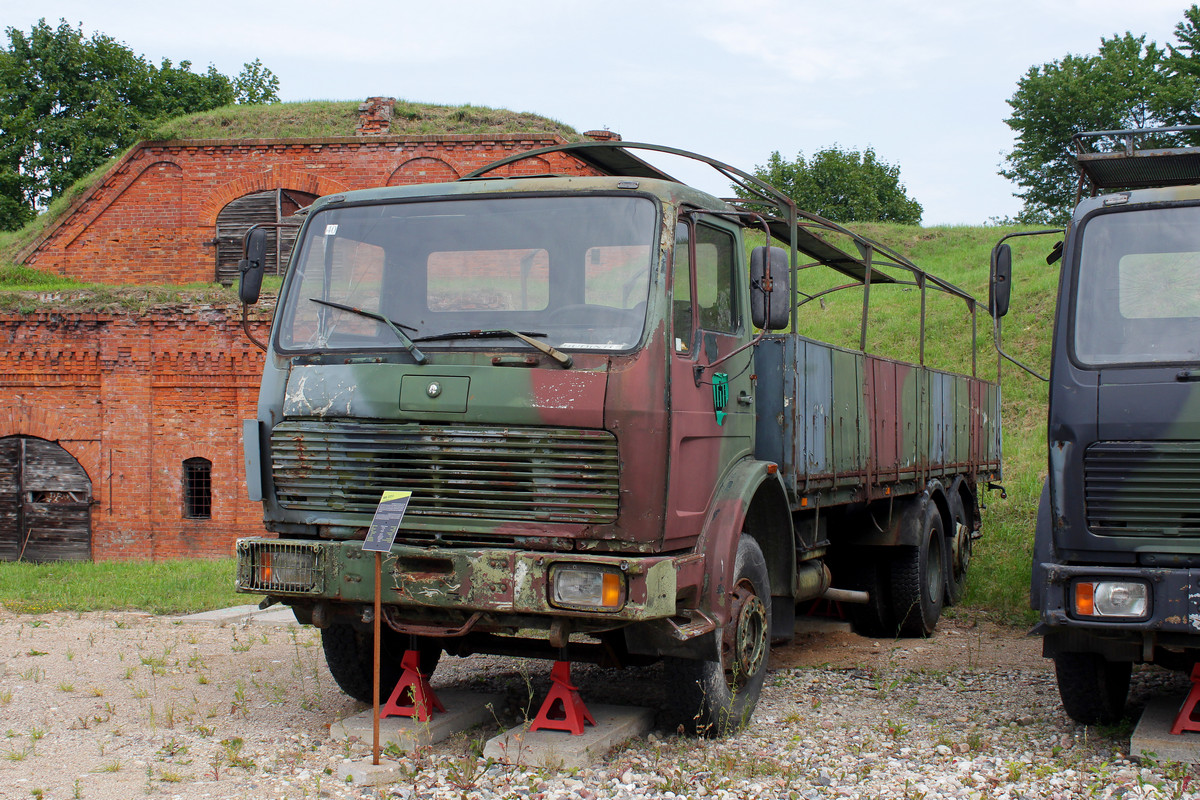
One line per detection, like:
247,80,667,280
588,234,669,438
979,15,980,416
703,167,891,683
329,690,505,753
793,617,853,635
172,605,263,626
483,704,654,770
1131,696,1200,764
245,607,299,626
336,759,405,787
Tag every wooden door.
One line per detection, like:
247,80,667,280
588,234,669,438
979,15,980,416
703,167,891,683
0,437,92,562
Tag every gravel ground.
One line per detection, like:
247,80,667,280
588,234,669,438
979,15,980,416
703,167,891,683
1,609,1198,800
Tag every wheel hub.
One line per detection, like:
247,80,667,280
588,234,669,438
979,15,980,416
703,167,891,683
725,581,767,687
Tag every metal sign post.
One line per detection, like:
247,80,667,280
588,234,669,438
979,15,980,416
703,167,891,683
361,490,412,766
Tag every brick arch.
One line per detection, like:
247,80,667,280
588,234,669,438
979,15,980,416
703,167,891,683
0,403,87,444
492,155,552,177
61,158,184,250
199,168,349,226
0,402,100,485
388,157,460,186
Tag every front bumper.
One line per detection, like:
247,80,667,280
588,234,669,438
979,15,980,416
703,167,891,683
235,538,679,623
1037,562,1200,635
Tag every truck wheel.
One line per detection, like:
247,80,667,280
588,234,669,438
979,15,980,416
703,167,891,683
944,492,971,606
890,502,945,637
1054,652,1131,725
842,556,896,638
321,623,441,704
669,535,771,736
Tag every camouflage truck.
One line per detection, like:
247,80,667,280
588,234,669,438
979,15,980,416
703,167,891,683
236,142,1000,734
995,126,1200,725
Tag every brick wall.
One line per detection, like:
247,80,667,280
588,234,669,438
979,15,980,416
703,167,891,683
0,306,271,560
21,133,598,285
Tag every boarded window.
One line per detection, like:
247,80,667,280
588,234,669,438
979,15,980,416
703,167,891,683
0,437,92,562
215,189,317,285
183,458,212,520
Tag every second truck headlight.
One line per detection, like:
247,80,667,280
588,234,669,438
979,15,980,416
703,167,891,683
1073,580,1149,619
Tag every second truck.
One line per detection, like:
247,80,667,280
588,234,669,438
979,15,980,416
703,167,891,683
997,126,1200,725
236,142,1000,734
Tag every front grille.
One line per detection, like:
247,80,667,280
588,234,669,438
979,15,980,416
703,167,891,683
236,540,324,594
1085,442,1200,536
271,421,619,525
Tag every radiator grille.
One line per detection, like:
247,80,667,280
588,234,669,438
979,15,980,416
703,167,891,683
271,421,620,524
1085,441,1200,536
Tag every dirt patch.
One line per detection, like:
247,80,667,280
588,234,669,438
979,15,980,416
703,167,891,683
771,616,1047,672
0,609,1159,800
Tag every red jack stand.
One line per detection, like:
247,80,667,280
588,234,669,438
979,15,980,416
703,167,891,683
529,661,595,735
380,650,445,722
1171,663,1200,734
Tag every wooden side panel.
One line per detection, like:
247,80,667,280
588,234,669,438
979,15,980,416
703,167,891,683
831,348,866,482
775,334,1001,504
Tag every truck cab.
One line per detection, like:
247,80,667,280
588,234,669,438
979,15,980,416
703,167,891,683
1001,127,1200,724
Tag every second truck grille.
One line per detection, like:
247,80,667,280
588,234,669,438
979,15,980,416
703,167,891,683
1085,441,1200,536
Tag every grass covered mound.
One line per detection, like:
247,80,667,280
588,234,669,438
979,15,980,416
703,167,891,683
0,99,580,268
148,99,578,141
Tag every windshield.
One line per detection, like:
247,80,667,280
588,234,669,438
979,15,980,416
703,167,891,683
1074,205,1200,366
275,194,657,354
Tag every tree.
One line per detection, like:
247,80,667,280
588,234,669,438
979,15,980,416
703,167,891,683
1159,5,1200,127
740,146,923,225
0,19,280,230
234,59,280,105
1001,9,1200,224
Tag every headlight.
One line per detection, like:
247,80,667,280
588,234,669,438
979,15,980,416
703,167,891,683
1073,580,1149,619
237,541,323,593
549,563,626,611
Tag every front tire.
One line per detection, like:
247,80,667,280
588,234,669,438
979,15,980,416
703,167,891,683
1054,652,1131,725
669,535,771,736
321,622,441,704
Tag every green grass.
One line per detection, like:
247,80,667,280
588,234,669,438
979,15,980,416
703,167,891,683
0,272,284,314
148,98,579,141
0,559,242,615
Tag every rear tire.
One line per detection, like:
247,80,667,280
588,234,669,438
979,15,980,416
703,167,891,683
944,491,972,606
321,622,441,704
668,535,771,736
890,502,945,637
841,554,896,638
1054,652,1131,725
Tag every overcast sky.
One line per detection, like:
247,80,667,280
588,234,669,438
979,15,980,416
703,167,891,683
9,1,1196,225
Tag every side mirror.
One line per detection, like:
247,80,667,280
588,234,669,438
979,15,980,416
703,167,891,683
238,228,268,306
989,243,1012,319
750,246,790,331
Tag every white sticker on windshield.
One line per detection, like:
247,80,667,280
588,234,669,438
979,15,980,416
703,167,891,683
325,224,338,236
562,342,628,350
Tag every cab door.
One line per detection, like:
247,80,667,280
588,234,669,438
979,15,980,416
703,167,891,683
664,213,755,548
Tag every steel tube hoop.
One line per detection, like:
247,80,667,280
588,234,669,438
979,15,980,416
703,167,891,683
858,242,873,352
971,298,978,379
463,140,983,339
919,273,926,367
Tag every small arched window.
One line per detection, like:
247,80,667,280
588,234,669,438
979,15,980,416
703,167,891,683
182,458,212,519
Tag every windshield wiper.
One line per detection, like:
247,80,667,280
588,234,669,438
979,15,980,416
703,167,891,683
414,329,572,368
308,298,427,365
